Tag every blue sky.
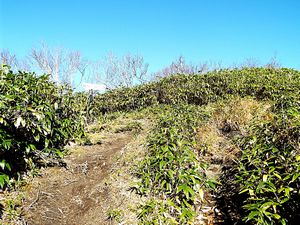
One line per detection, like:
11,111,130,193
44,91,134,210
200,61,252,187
1,0,300,72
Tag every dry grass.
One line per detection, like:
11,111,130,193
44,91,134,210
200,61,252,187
212,97,272,134
197,97,271,163
195,97,273,223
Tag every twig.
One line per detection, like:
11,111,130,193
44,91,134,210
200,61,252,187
26,189,41,211
41,191,54,197
63,179,78,186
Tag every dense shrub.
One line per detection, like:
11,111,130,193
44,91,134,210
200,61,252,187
91,68,300,116
236,106,300,224
0,66,85,188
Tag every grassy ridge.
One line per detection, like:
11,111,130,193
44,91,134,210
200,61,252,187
92,68,300,115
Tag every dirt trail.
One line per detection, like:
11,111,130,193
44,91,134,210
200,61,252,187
23,132,133,225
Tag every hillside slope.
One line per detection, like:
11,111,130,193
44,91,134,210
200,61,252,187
1,67,300,225
90,67,300,224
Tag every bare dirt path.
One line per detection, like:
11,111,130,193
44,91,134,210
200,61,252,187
23,132,133,225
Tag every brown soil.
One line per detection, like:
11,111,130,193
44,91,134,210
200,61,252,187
23,132,134,225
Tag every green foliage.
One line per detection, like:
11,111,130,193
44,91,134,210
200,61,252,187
236,107,300,224
91,67,300,224
0,66,85,188
106,208,124,223
91,67,300,116
73,90,100,123
137,198,182,224
0,159,11,188
231,69,300,224
136,105,210,223
2,65,300,224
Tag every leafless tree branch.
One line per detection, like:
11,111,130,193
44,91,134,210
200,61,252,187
153,55,209,78
0,49,18,69
29,43,87,87
88,52,149,89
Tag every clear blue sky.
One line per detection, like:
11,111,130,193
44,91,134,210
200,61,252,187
1,0,300,72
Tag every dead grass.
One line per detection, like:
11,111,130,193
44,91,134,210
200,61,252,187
195,97,272,223
212,97,272,134
197,97,271,162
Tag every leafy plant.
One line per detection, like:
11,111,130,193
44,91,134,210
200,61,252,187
92,67,300,224
236,107,300,224
91,67,300,224
106,208,124,223
135,105,212,223
0,65,85,188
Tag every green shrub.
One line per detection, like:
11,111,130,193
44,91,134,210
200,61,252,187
91,68,300,117
236,107,300,225
136,105,212,223
0,66,85,188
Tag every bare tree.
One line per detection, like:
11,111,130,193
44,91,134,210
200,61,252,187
29,43,87,86
207,60,223,71
0,49,18,70
153,55,209,78
240,57,261,68
89,52,149,89
0,49,31,71
265,54,281,69
238,55,280,69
